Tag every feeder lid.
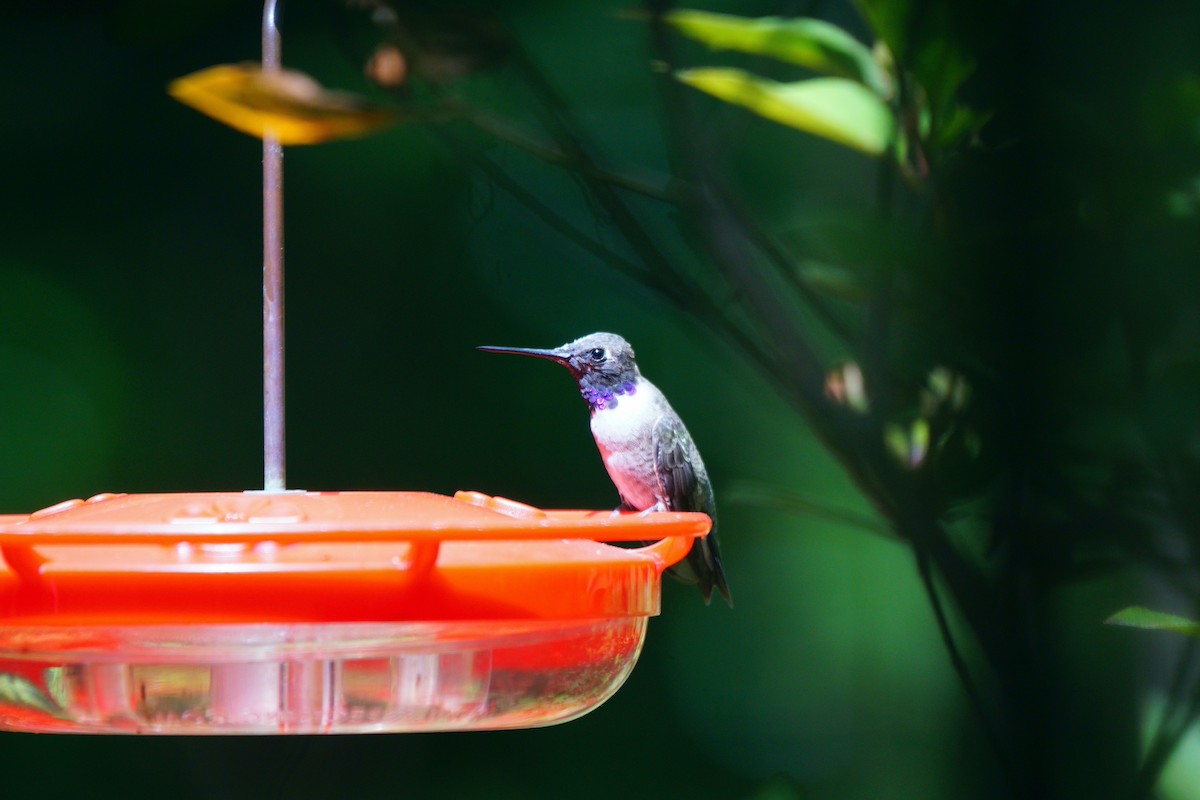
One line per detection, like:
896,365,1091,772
0,490,709,624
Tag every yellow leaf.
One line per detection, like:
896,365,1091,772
168,63,395,145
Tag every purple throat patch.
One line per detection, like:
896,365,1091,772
581,381,636,410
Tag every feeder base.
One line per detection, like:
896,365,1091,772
0,618,646,734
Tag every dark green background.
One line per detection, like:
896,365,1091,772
3,1,1199,798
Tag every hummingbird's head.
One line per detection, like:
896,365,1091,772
548,332,638,382
478,332,640,399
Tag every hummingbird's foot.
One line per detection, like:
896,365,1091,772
611,501,638,518
637,501,668,517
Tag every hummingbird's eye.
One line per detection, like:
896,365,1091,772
589,348,607,363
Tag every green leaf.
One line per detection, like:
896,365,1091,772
910,418,930,465
852,1,979,149
1105,606,1200,637
883,419,932,469
938,103,990,147
853,0,910,61
913,42,976,141
677,69,896,156
796,259,870,300
884,422,911,464
665,10,891,97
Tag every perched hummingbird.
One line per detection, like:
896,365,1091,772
479,332,731,606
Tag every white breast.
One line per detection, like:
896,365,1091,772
589,380,666,510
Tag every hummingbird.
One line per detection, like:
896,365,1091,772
478,332,731,606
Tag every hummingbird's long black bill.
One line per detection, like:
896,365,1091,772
477,345,569,365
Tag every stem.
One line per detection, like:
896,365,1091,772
916,543,1020,795
449,103,679,204
262,0,286,491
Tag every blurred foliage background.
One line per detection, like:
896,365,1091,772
4,0,1200,798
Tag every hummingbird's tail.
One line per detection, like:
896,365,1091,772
669,528,732,607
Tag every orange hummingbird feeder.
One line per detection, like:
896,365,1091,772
0,1,709,734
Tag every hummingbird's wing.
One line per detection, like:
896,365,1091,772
652,417,699,514
653,417,731,606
